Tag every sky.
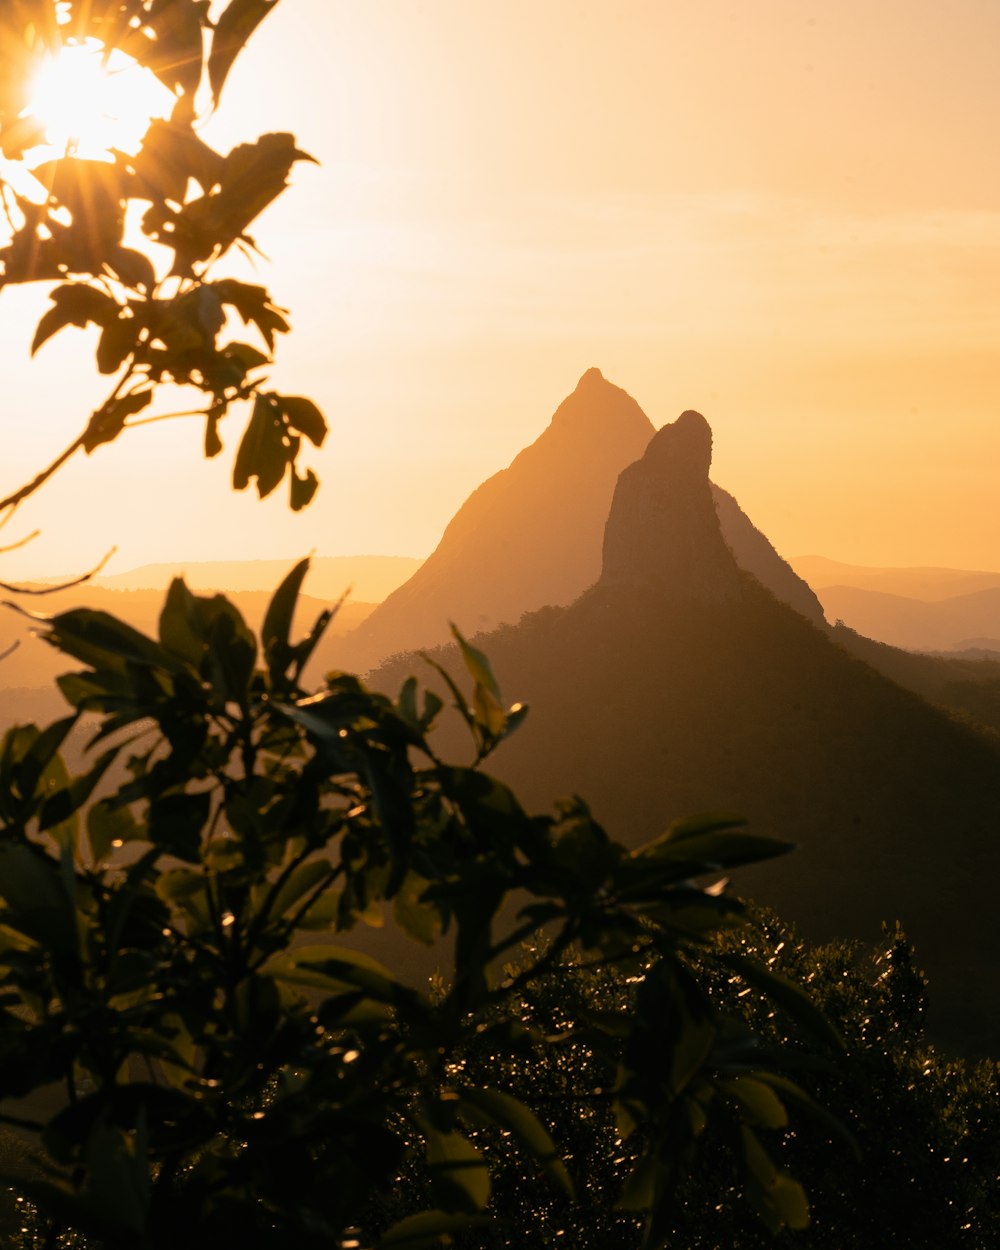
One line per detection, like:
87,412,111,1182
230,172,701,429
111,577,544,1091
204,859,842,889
2,0,999,582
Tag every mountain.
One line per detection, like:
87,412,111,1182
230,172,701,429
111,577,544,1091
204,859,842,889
336,370,822,672
374,411,1000,1054
0,584,374,733
807,583,1000,653
791,555,1000,603
87,555,422,602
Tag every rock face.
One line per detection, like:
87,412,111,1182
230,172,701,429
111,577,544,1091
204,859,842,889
335,372,826,673
371,405,1000,1055
336,368,655,671
711,485,826,626
601,411,745,602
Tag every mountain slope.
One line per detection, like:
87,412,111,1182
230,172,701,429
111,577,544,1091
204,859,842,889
375,412,1000,1053
813,583,1000,652
337,371,822,672
792,556,1000,603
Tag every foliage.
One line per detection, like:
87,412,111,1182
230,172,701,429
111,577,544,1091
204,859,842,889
0,565,846,1249
380,916,1000,1250
0,0,324,519
0,7,856,1249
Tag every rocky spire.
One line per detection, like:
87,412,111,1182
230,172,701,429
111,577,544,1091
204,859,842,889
600,410,744,601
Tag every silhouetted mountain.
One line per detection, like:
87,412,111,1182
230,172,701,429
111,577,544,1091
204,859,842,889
831,624,1000,741
333,369,653,671
792,556,1000,603
336,372,822,672
89,555,422,601
713,486,824,625
810,584,1000,653
374,413,1000,1054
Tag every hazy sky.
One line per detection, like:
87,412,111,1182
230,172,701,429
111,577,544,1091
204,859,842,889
3,0,999,582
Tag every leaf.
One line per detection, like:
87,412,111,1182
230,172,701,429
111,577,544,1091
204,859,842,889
212,279,289,349
377,1211,489,1249
148,792,211,862
209,0,280,105
632,829,792,876
95,313,139,375
268,859,335,921
87,801,143,866
261,557,309,679
105,245,157,291
422,1122,490,1213
289,466,318,511
158,578,205,668
740,1126,810,1233
459,1087,573,1199
31,284,117,355
718,953,845,1053
82,389,152,452
21,604,173,676
135,0,205,95
260,945,410,1005
232,392,289,498
279,395,327,446
720,1075,789,1129
37,745,118,834
392,872,442,946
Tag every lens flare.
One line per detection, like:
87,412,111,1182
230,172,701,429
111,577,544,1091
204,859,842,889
26,39,172,161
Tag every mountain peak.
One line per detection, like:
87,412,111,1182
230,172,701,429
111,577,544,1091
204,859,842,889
600,409,742,600
576,366,606,387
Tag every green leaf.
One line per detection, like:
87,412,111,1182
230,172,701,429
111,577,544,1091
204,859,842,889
740,1126,810,1233
87,801,143,866
260,945,410,1005
37,745,118,835
261,557,309,680
392,871,442,946
268,859,335,921
148,792,210,862
720,1075,789,1129
459,1087,573,1199
378,1211,488,1249
422,1122,491,1213
158,578,205,668
718,953,845,1052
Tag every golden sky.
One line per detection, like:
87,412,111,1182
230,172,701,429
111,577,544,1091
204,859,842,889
3,0,999,581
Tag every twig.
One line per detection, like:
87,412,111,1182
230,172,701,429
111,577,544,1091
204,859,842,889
0,431,85,516
0,526,40,554
0,544,117,595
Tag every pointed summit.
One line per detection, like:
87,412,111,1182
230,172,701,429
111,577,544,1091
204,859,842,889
601,410,744,600
334,371,655,671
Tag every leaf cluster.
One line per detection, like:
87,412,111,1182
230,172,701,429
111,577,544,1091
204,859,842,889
0,562,844,1248
0,0,323,516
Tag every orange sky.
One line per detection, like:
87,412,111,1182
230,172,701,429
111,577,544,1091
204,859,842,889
2,0,999,582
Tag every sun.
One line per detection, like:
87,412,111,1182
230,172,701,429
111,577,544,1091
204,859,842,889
25,38,172,162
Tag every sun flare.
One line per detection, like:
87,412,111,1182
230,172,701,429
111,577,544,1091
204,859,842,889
26,39,171,162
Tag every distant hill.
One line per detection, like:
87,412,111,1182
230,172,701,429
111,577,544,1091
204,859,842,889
0,583,374,732
808,583,1000,653
831,624,1000,741
792,555,1000,602
335,370,822,672
375,411,1000,1054
81,555,422,602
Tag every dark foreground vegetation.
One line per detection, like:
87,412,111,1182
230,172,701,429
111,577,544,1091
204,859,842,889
1,6,997,1248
